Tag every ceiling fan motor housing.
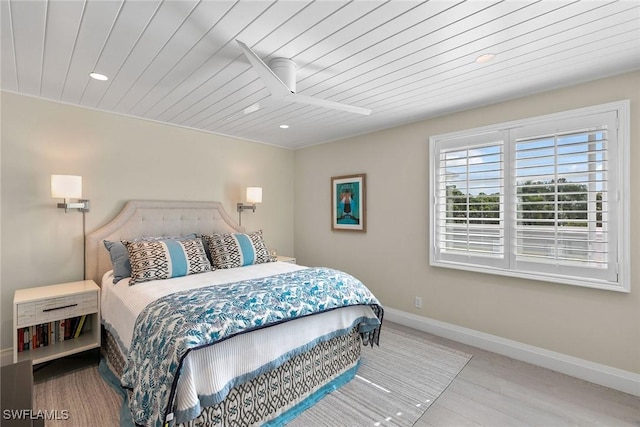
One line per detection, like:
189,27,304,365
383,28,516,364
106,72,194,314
269,58,297,93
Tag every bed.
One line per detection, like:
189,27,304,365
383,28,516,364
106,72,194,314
85,200,383,427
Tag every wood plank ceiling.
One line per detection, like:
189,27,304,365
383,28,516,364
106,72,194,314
2,0,639,149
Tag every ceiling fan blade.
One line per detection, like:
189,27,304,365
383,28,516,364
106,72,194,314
286,93,371,116
236,40,291,97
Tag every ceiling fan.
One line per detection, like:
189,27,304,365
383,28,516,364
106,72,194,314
235,40,371,116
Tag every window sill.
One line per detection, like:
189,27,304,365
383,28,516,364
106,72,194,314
430,259,629,293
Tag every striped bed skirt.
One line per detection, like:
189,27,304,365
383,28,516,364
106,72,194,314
102,326,362,426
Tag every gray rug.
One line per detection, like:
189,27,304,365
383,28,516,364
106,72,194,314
289,326,472,426
33,326,471,427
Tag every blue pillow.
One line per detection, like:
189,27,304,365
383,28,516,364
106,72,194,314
103,241,131,284
103,234,197,284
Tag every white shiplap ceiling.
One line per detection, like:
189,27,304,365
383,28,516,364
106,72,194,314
2,0,639,149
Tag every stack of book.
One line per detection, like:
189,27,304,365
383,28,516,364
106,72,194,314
17,315,87,352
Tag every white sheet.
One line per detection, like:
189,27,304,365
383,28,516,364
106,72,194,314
101,262,379,420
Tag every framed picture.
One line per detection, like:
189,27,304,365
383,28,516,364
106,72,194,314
331,174,366,232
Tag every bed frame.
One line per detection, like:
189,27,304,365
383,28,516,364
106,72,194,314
85,200,363,426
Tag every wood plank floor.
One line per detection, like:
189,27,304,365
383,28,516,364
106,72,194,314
31,322,639,426
384,322,640,427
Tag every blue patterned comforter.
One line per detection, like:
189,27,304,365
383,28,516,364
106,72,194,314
121,267,383,427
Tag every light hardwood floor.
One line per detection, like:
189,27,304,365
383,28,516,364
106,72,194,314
32,322,639,426
385,322,640,427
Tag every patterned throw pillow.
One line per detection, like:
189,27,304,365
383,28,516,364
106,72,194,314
202,231,274,269
123,238,212,285
104,234,197,284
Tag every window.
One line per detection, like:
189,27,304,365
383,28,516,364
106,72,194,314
429,101,630,292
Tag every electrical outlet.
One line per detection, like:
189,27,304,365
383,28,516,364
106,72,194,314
414,296,422,309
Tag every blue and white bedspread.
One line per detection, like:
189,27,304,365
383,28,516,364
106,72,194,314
121,267,383,427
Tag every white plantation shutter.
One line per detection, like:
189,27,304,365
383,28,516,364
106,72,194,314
511,111,618,283
430,102,628,291
434,131,506,269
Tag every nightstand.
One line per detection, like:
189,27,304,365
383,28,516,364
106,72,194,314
13,280,100,365
276,256,296,264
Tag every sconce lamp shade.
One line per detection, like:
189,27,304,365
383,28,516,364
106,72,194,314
51,175,82,199
246,187,262,204
237,187,262,226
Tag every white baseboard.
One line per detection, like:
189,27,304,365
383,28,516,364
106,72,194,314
384,307,640,397
1,348,13,367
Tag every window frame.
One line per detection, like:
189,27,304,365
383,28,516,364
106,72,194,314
429,100,630,292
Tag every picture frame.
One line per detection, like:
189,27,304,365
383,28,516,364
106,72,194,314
331,174,366,232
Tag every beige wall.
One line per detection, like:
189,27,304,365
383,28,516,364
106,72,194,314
2,72,638,373
0,92,294,350
294,71,640,374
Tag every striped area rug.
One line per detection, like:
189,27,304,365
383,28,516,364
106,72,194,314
289,326,472,426
33,325,471,427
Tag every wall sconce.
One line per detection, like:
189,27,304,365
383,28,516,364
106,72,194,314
237,187,262,226
51,174,90,279
51,174,90,213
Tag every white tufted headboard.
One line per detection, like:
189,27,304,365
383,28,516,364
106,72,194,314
85,200,244,285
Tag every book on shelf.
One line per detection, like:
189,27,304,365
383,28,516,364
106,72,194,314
64,318,73,340
23,328,30,351
74,315,87,338
59,319,65,342
42,323,48,347
38,324,43,348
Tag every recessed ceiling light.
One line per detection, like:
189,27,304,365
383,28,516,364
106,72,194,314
475,53,496,64
279,124,289,129
89,72,108,81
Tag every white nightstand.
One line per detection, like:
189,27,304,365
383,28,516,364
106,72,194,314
13,280,101,364
276,256,296,264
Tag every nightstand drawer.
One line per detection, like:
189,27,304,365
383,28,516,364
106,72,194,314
16,292,98,327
